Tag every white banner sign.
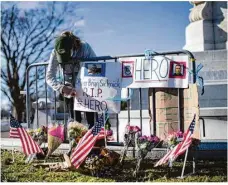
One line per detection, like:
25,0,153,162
74,62,121,113
121,55,189,88
74,55,189,112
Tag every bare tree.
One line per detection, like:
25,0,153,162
1,2,80,122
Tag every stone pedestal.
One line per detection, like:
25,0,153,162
184,1,227,52
212,1,227,50
184,20,215,51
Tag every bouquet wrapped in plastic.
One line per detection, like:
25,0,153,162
47,124,64,157
137,135,160,151
104,119,114,141
67,121,88,140
27,126,47,145
167,131,183,149
25,126,48,163
67,121,88,156
167,131,200,150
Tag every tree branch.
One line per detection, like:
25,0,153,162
1,2,79,120
1,89,14,104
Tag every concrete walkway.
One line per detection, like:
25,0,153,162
0,136,167,159
1,136,227,160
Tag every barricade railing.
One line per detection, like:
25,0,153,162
26,50,196,145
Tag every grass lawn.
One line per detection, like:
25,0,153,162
1,149,227,182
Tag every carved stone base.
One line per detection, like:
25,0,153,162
184,1,227,52
183,20,215,52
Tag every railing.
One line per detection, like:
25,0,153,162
26,50,196,145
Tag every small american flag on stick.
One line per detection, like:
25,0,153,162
154,114,196,167
9,114,43,155
70,113,105,169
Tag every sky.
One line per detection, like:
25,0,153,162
79,1,192,56
3,1,192,55
1,1,193,108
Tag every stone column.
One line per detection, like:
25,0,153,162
183,1,227,51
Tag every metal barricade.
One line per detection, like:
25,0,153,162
26,50,196,145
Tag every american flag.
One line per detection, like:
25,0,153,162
9,115,21,138
70,113,105,169
154,115,196,167
154,144,179,167
171,114,196,161
9,114,43,155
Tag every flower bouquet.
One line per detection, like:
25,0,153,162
167,131,183,149
104,119,114,141
137,135,160,151
25,126,48,162
133,134,161,175
126,125,141,133
167,130,200,150
83,154,106,175
67,121,88,143
27,126,47,145
104,129,114,141
67,121,88,156
82,148,120,176
47,124,65,157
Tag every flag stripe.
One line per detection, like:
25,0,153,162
173,134,192,159
34,139,42,153
21,128,32,155
70,113,105,169
156,151,170,166
26,129,38,154
171,117,195,162
154,150,171,167
27,129,43,154
97,128,105,140
74,138,97,168
173,139,192,160
154,115,196,167
72,136,98,168
71,133,94,163
77,129,92,147
9,127,20,138
71,137,96,167
9,114,43,155
23,128,34,154
97,135,105,140
10,133,20,138
18,128,29,154
22,128,34,155
10,131,19,135
166,144,179,162
71,131,104,166
72,130,93,155
18,129,27,154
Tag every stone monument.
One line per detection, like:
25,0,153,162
184,1,227,51
184,1,227,142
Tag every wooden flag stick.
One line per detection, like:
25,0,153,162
181,148,189,178
168,157,173,178
11,142,15,163
192,150,196,174
103,112,107,148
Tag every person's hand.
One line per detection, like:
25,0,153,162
62,85,77,97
